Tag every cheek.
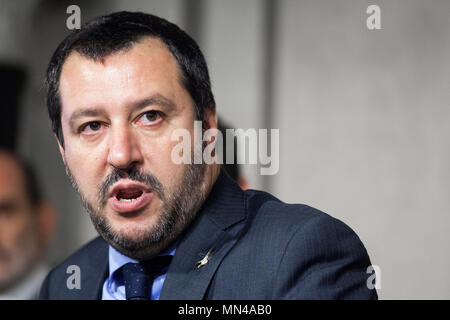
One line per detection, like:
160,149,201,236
15,216,39,247
0,213,31,250
64,145,106,197
142,135,187,189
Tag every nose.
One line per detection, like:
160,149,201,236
107,126,143,170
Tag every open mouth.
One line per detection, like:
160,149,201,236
116,188,144,202
109,183,152,213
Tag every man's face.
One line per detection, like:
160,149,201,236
58,37,208,260
0,154,40,291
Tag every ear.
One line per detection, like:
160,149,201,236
201,106,222,178
202,106,217,132
55,134,66,165
237,175,249,190
202,106,219,152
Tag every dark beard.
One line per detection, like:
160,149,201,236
65,162,207,260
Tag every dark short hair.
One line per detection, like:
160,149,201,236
46,11,215,147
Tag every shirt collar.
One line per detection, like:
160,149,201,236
108,243,177,278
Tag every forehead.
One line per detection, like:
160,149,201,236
59,37,187,116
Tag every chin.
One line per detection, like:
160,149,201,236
110,233,174,261
100,219,176,260
116,224,153,242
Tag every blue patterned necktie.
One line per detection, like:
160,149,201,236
121,255,173,300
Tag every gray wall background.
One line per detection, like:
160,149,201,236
0,0,449,299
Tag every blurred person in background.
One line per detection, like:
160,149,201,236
0,149,56,299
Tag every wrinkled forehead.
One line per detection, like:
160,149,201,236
59,37,187,115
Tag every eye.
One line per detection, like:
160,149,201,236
137,110,163,125
80,121,103,134
0,202,17,219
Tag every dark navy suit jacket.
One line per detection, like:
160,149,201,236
39,170,377,299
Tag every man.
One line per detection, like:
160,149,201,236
40,12,377,300
0,150,55,299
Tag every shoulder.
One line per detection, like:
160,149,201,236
244,188,356,240
241,189,376,299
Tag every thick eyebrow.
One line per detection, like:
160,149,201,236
69,109,108,130
131,94,177,114
68,94,177,129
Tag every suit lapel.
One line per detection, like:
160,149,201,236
60,237,109,300
89,241,109,300
83,238,109,300
160,170,247,300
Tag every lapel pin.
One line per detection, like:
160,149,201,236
196,247,214,269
